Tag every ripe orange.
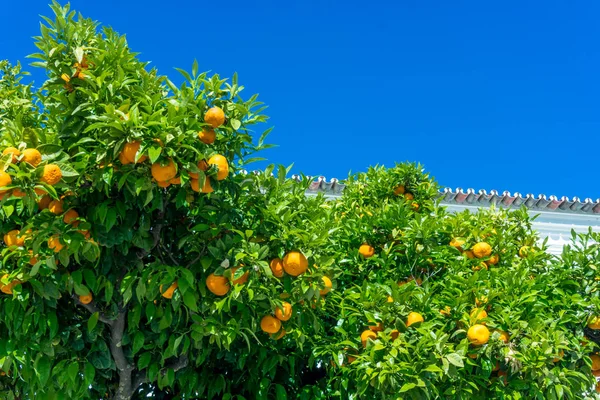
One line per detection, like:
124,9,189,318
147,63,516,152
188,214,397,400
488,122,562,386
552,350,564,363
269,258,284,278
406,312,424,327
48,235,64,252
0,171,12,191
207,154,229,181
156,180,171,188
390,329,400,340
3,147,20,163
79,294,93,305
387,296,394,303
361,330,377,347
121,141,147,163
472,261,488,271
190,177,213,193
282,251,308,276
231,267,249,285
470,308,488,324
591,354,600,371
472,242,492,258
368,322,384,332
63,209,79,225
4,230,24,247
204,106,225,128
449,238,465,251
319,276,332,295
151,158,177,182
160,282,178,299
271,328,286,340
404,193,414,200
359,244,375,258
467,324,490,346
440,306,451,316
275,302,293,321
168,176,181,185
0,275,21,295
486,254,500,266
588,316,600,330
12,188,26,198
48,200,64,214
118,151,131,165
519,246,531,258
260,315,281,334
41,164,62,185
497,330,510,343
206,273,230,296
198,129,216,144
394,185,405,195
37,195,52,210
21,149,42,167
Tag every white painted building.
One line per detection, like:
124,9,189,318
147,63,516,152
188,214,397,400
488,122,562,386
302,176,600,255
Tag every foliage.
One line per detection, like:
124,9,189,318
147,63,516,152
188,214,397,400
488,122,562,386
1,3,600,400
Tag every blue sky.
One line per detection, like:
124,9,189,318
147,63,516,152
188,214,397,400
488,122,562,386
2,1,599,199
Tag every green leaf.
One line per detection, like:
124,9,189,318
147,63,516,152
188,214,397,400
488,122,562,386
446,353,464,368
230,119,241,130
132,332,145,355
84,362,95,385
148,146,162,163
183,291,198,312
275,384,287,400
35,355,51,385
88,312,99,332
138,352,152,370
399,383,416,393
67,361,79,383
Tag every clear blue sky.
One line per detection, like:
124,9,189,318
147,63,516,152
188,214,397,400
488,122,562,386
2,1,599,199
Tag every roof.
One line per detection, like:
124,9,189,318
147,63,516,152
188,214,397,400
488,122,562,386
298,175,600,215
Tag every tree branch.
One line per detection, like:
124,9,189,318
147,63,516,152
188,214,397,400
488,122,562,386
111,307,134,400
137,201,166,260
130,355,189,395
72,294,114,326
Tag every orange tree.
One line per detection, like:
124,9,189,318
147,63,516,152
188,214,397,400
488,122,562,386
2,3,600,400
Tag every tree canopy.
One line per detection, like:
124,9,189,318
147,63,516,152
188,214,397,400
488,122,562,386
1,3,600,400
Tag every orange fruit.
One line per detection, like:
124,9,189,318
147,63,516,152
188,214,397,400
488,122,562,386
519,246,531,258
464,250,475,259
0,171,12,191
486,254,500,266
207,154,229,181
552,350,564,363
368,322,383,332
361,330,377,348
156,180,171,188
78,230,91,240
231,267,249,285
28,253,38,265
406,312,424,327
260,315,281,334
591,354,600,371
472,242,492,258
319,276,332,295
198,129,216,144
588,316,600,330
190,177,213,193
475,296,488,307
198,159,209,171
12,188,26,197
450,238,466,251
151,158,177,182
347,354,357,364
282,251,308,276
168,176,181,185
48,235,64,252
358,244,375,258
48,200,64,214
404,192,414,200
440,306,451,316
121,141,147,163
497,330,510,343
467,324,490,346
498,370,508,384
387,296,394,303
21,149,42,167
0,275,21,295
34,188,47,196
3,147,20,163
204,106,225,128
271,328,286,340
269,258,284,278
160,282,178,299
472,261,488,271
390,329,400,340
79,293,93,305
275,301,293,321
593,369,600,377
4,230,24,247
470,308,488,324
393,185,405,195
40,164,62,185
63,209,79,225
206,273,230,296
118,151,131,165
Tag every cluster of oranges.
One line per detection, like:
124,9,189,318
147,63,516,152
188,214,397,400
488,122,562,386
0,147,63,200
450,238,499,271
393,184,420,211
116,107,229,194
